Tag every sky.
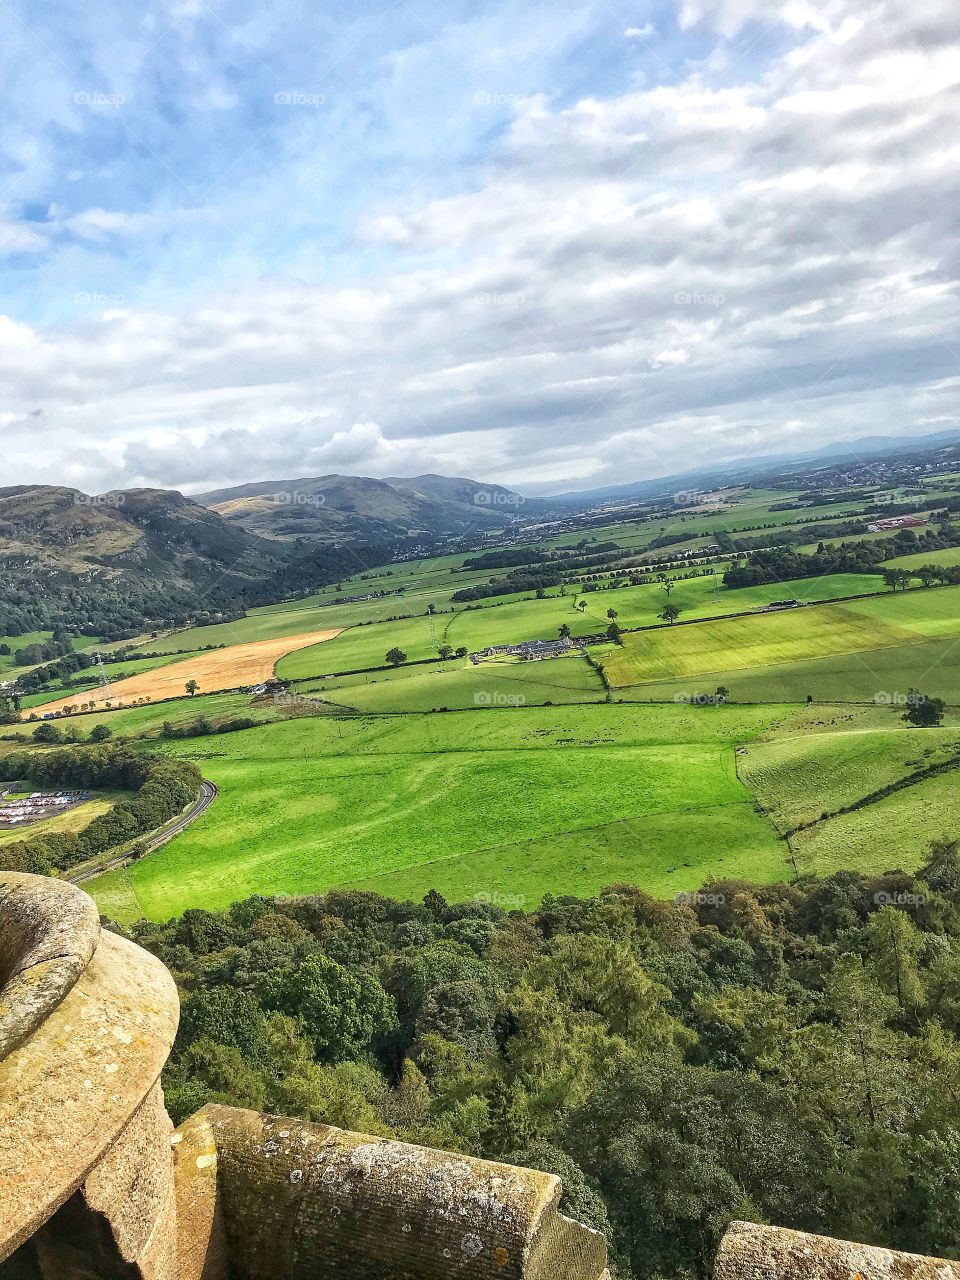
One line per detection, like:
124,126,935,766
0,0,959,497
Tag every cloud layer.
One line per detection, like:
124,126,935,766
1,0,958,494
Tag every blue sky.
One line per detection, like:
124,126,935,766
1,0,959,493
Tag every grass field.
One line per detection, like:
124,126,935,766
887,546,960,571
739,717,960,833
0,632,103,675
88,703,791,922
789,769,960,877
26,629,340,718
616,635,960,705
39,690,288,737
274,573,889,682
302,655,606,713
0,792,120,846
54,482,960,927
603,586,960,688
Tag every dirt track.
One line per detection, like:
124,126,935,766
27,629,341,718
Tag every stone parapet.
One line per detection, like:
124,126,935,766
716,1221,960,1280
172,1105,608,1280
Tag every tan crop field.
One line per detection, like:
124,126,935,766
25,629,341,718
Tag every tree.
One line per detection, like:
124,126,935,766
386,647,407,667
883,568,912,592
606,608,618,621
606,621,622,643
903,690,945,727
438,644,453,660
185,679,200,696
454,646,468,658
558,623,571,639
262,954,397,1062
659,603,682,625
89,723,112,742
865,907,924,1011
32,722,61,743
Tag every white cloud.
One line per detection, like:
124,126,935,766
650,348,692,369
3,0,960,494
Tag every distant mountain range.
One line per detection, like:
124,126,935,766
197,473,536,544
547,427,960,503
2,427,955,639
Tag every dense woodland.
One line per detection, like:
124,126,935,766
120,844,960,1279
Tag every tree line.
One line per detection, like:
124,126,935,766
0,746,201,875
123,841,960,1279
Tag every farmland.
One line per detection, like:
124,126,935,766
89,702,791,921
6,473,947,926
26,628,340,717
603,586,960,689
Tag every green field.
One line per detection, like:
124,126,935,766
0,632,103,675
604,586,960,688
739,715,960,832
306,655,606,713
275,573,888,682
887,545,960,571
57,481,960,928
619,634,960,705
790,770,960,878
88,703,790,922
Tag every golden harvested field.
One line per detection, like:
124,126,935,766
26,629,341,718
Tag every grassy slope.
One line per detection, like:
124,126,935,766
739,718,960,832
310,656,606,713
790,771,960,878
617,635,960,706
88,703,790,922
604,586,960,688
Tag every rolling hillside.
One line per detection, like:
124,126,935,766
0,485,375,640
197,472,532,543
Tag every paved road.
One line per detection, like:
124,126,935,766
68,780,218,885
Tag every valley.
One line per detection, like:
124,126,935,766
2,452,954,928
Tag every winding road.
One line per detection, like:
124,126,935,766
68,780,218,885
